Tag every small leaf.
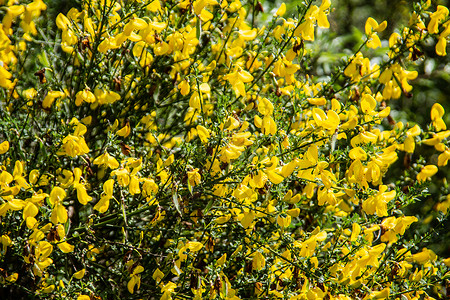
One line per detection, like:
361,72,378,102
203,198,214,214
172,188,182,216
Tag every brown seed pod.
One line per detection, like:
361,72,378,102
47,226,60,242
255,2,264,14
114,77,122,91
34,69,46,84
120,142,131,156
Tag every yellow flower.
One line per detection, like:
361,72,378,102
276,214,291,228
48,186,66,206
252,251,266,270
317,0,331,28
381,216,418,243
344,52,371,82
193,0,219,16
41,285,55,294
33,240,53,276
73,269,86,279
438,150,450,166
0,141,9,154
362,185,396,217
0,65,14,89
262,115,277,135
293,1,330,41
431,103,446,131
187,168,201,188
129,175,141,195
257,97,274,116
94,179,115,213
1,234,12,254
58,241,74,253
23,202,39,220
73,168,92,205
123,17,147,36
3,5,25,31
220,143,245,163
95,89,121,105
224,67,254,97
86,244,100,261
410,248,436,264
93,151,120,169
42,91,65,109
295,229,327,257
365,17,387,49
178,79,190,96
75,89,96,106
196,125,210,143
428,5,448,34
58,134,90,157
56,13,71,31
349,147,367,161
127,265,144,294
275,3,286,16
417,165,438,183
349,223,361,242
49,187,68,224
369,287,390,299
112,168,130,186
5,272,18,283
312,107,340,133
61,28,78,48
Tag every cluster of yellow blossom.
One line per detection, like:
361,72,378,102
0,0,46,90
0,0,449,298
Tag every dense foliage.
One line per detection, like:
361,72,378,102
0,0,450,299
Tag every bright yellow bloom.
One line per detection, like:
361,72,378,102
196,125,210,143
365,17,387,49
56,13,71,31
410,248,436,264
58,241,74,253
95,89,121,105
128,265,144,294
73,269,86,279
417,165,438,183
187,168,201,187
59,135,90,157
275,3,286,16
312,107,340,133
362,185,396,217
369,287,390,299
224,67,254,97
42,91,65,109
381,216,418,243
93,152,120,169
431,103,446,131
73,168,92,205
49,187,68,224
94,179,115,213
0,65,14,89
428,5,448,34
75,89,96,106
0,141,9,154
349,147,367,161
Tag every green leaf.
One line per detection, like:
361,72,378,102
172,188,182,216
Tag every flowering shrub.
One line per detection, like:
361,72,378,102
0,0,450,298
